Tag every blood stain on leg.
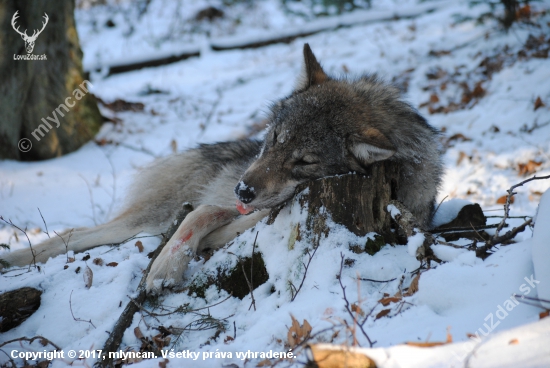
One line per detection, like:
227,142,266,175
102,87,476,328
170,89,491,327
170,230,193,254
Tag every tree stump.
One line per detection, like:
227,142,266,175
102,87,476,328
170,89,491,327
272,161,401,252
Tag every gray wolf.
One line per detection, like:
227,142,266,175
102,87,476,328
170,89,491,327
1,44,443,293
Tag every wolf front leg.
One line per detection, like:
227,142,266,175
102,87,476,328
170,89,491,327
146,205,240,293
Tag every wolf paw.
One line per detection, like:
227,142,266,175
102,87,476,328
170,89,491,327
145,205,239,294
145,229,197,293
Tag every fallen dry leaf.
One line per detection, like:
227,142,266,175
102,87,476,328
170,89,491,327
404,274,420,296
540,310,549,319
509,338,519,345
379,296,401,307
375,309,391,320
471,81,485,98
457,151,468,166
517,5,531,19
134,327,144,339
517,160,542,176
256,359,272,367
106,262,119,267
135,240,144,253
534,96,545,111
224,335,234,344
93,258,103,266
445,133,472,147
351,303,365,317
159,359,169,368
287,315,312,347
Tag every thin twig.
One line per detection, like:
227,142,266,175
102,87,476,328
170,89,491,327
490,218,532,247
241,231,259,311
37,208,50,238
199,87,223,135
79,174,98,226
54,229,74,263
338,253,375,347
290,244,319,302
0,216,36,269
69,290,96,328
494,174,550,239
433,195,449,219
0,335,61,350
359,277,397,283
432,223,501,233
96,139,158,158
129,293,233,317
512,294,550,305
0,349,16,368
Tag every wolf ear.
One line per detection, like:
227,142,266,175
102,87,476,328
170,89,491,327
295,44,328,90
349,128,396,165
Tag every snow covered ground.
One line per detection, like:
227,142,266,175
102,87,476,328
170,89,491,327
1,0,550,367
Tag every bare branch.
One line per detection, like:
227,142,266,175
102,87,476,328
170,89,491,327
69,290,96,328
129,293,232,318
54,229,74,263
0,216,36,269
290,244,318,302
476,174,550,258
338,253,375,347
359,277,397,283
0,335,61,350
494,174,550,239
241,232,259,311
37,208,50,238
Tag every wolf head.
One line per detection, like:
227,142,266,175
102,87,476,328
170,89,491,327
235,44,441,224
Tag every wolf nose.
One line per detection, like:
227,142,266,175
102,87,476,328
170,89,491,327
234,181,255,204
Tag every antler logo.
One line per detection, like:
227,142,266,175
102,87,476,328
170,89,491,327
11,11,49,54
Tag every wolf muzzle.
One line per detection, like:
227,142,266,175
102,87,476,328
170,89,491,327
234,181,255,204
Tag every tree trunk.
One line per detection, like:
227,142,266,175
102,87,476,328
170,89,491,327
0,0,102,161
273,161,401,252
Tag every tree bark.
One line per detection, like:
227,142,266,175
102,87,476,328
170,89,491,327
0,0,102,161
277,161,401,250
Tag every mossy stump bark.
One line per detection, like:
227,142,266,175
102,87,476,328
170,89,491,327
0,0,102,161
285,160,401,250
